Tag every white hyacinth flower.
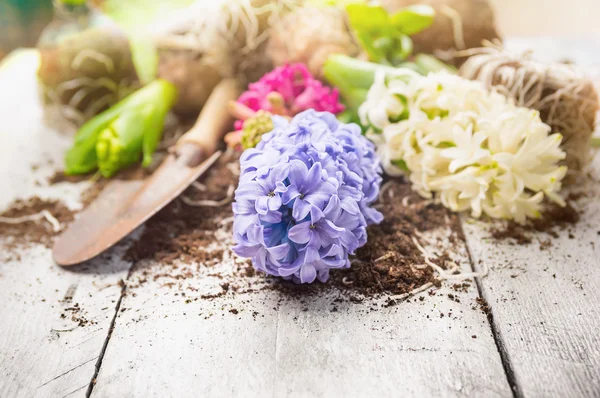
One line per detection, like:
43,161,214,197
358,69,418,131
360,71,567,224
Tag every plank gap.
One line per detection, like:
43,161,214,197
458,219,522,398
86,282,126,398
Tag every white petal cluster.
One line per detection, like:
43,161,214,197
360,71,567,224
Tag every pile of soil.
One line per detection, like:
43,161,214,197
0,173,110,254
327,181,455,297
0,157,157,255
0,197,75,250
125,154,236,267
125,152,460,301
490,201,581,245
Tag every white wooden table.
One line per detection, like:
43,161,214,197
1,39,599,398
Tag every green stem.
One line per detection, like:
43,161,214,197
324,55,396,112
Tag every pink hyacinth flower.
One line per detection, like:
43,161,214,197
232,63,345,132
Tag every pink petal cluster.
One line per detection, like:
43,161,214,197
234,63,345,130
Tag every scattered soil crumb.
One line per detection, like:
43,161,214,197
475,297,491,315
490,202,580,245
539,239,552,251
452,282,471,293
60,302,97,327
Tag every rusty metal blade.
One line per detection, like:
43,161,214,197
52,149,222,266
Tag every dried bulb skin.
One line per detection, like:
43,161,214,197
154,0,299,115
379,0,501,64
157,51,221,116
223,0,299,82
460,46,599,178
38,13,138,129
267,6,361,79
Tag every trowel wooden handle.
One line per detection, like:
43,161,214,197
177,78,239,154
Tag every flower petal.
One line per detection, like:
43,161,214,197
292,198,311,221
288,222,311,244
288,160,308,186
299,263,317,284
282,184,300,205
304,162,323,189
267,195,282,211
267,242,290,261
255,196,270,215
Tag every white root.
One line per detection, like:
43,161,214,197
374,252,395,263
83,93,116,119
411,235,488,281
154,0,298,81
226,162,241,177
181,185,235,207
378,180,394,203
157,125,186,151
41,45,139,130
191,182,207,192
343,231,486,303
0,210,62,232
71,49,116,74
440,5,466,51
388,282,433,301
266,5,360,77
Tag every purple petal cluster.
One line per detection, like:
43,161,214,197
232,110,383,284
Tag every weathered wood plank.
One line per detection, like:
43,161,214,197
0,51,129,398
271,229,511,398
461,39,600,397
91,237,282,397
461,153,600,397
92,206,510,397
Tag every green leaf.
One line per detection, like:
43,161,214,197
129,36,158,85
59,0,87,6
395,33,413,61
65,79,177,176
142,82,177,166
422,107,449,120
335,110,356,124
102,0,196,32
96,108,147,177
324,54,415,116
372,37,395,53
346,4,390,36
390,5,435,35
392,159,409,172
356,32,386,64
324,55,396,91
101,0,194,83
413,53,457,74
65,107,123,175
